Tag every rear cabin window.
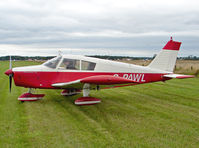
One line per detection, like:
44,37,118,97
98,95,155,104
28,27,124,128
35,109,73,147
81,60,96,70
59,58,80,70
44,56,61,69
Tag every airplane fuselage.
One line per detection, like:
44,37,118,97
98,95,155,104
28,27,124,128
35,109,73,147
13,68,170,89
10,55,172,89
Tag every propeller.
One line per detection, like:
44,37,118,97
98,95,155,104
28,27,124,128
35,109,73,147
9,56,13,92
9,72,12,92
5,56,13,93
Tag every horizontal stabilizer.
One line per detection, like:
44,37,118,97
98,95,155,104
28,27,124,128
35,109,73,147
163,74,194,79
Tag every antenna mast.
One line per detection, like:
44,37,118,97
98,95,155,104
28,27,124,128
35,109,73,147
58,49,62,56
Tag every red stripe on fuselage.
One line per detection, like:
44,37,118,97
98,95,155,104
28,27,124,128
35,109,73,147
13,71,169,89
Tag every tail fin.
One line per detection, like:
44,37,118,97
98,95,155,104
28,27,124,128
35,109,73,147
148,37,181,72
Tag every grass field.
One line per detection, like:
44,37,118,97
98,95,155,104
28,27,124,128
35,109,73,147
0,61,199,148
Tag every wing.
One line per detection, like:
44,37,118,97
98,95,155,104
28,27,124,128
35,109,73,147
52,75,138,89
163,74,194,79
52,80,83,89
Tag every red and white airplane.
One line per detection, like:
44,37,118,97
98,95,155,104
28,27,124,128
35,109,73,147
4,37,194,105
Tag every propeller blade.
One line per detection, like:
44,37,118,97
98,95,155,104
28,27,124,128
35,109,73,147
9,56,12,69
9,56,13,93
9,74,12,93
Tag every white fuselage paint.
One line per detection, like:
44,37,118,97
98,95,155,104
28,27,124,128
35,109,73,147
13,55,171,74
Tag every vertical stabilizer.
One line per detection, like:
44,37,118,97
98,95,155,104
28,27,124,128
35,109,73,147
148,37,181,72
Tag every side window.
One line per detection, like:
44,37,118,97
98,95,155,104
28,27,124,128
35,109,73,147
81,60,96,70
59,58,80,70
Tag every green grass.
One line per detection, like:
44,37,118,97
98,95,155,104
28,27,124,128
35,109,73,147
0,61,199,148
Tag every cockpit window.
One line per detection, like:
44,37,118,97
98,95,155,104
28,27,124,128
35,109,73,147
59,58,80,70
81,60,96,70
44,56,61,69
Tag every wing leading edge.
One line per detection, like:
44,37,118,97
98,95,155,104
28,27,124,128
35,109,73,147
52,75,138,89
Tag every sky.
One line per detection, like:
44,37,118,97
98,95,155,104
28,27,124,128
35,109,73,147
0,0,199,57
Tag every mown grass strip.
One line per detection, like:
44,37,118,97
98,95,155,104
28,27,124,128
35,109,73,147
0,61,199,148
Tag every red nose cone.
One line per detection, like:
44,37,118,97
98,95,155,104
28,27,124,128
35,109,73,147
5,69,13,76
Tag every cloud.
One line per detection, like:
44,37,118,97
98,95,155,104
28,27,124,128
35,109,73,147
0,0,199,56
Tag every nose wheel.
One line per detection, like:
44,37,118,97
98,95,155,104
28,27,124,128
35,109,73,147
18,88,45,102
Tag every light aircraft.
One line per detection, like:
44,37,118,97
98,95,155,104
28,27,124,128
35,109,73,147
4,37,194,105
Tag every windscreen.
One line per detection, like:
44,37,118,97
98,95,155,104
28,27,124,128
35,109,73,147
43,56,62,69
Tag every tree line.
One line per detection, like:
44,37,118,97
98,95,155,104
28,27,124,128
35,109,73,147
0,55,198,61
